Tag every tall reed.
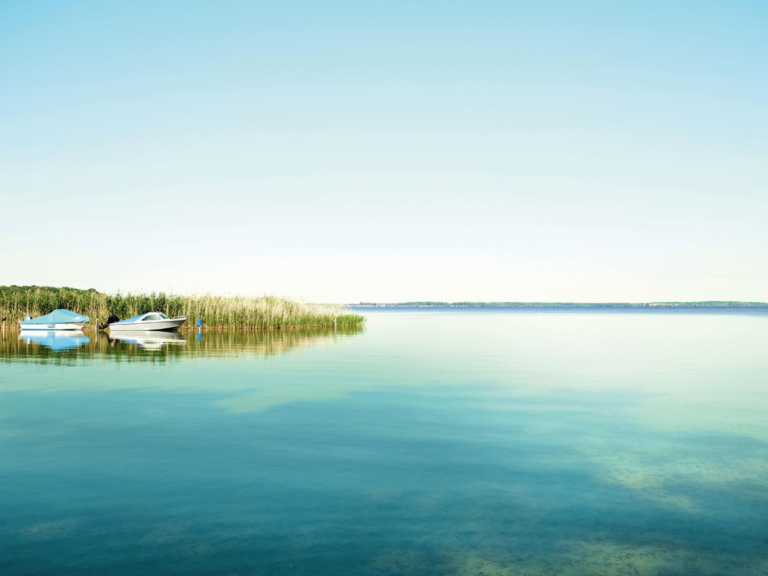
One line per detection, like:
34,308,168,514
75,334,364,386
0,286,364,329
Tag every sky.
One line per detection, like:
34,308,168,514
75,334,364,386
1,1,767,303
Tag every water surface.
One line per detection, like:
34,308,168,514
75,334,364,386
1,311,767,575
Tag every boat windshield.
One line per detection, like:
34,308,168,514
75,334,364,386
159,313,170,319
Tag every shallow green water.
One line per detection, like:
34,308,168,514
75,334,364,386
1,310,767,575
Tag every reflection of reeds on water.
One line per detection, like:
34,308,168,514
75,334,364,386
191,326,363,359
0,326,363,366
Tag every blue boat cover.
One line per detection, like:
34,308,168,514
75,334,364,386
21,333,90,350
21,309,90,325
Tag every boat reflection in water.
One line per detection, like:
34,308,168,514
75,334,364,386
19,330,90,350
109,330,186,350
1,326,363,365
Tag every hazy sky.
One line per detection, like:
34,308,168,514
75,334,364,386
2,1,767,302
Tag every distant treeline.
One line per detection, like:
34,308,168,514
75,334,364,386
355,301,768,308
0,286,364,329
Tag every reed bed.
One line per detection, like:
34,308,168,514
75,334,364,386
0,286,364,329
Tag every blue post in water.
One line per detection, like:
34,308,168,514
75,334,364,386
196,318,202,328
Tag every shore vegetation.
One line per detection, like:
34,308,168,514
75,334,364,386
0,286,364,329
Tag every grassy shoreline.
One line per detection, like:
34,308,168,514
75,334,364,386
0,286,364,330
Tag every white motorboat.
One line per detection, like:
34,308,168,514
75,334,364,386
19,309,90,330
108,312,187,332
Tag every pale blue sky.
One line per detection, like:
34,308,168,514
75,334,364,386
2,1,767,302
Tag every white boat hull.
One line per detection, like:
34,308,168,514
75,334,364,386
108,318,186,332
18,321,87,330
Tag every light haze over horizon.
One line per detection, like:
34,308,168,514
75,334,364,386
2,1,767,303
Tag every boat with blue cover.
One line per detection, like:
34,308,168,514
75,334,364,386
108,312,186,332
19,309,90,330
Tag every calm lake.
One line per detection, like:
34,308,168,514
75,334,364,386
1,309,767,575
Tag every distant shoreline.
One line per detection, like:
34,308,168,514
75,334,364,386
351,301,768,309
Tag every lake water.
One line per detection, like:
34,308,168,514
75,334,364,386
1,309,767,575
